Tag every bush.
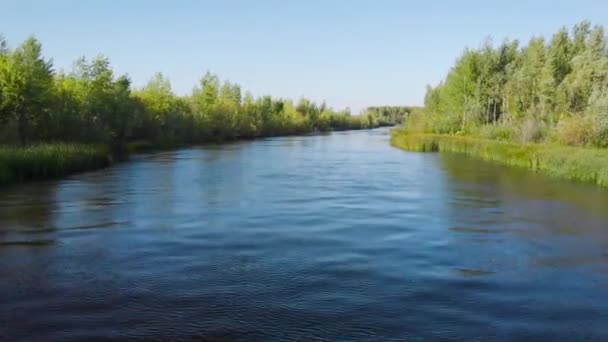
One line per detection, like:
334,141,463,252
555,115,595,147
477,124,514,141
594,111,608,147
404,110,430,133
587,87,608,147
517,117,548,143
430,112,462,134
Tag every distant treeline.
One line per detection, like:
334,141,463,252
411,21,608,148
363,106,420,125
0,35,389,147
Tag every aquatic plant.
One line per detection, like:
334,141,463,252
0,144,111,185
391,129,608,187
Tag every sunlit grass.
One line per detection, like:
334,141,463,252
390,129,608,187
0,143,111,185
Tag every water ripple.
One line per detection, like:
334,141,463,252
1,128,608,340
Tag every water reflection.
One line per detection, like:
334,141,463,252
439,153,608,217
438,152,608,274
0,183,58,248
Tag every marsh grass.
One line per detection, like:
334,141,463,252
390,129,608,187
0,144,111,185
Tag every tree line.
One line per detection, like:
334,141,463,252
0,35,386,148
362,106,418,125
417,21,608,147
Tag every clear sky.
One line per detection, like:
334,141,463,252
3,0,608,113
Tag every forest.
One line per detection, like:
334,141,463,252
409,21,608,148
0,35,389,149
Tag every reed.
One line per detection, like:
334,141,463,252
390,129,608,187
0,143,111,185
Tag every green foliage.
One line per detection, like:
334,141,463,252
554,115,595,146
401,108,429,134
0,37,54,144
362,106,417,125
0,143,110,185
132,72,190,142
419,21,608,148
516,117,548,143
587,87,608,147
0,34,384,184
0,34,379,150
476,124,514,141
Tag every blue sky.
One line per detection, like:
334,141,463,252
3,0,608,113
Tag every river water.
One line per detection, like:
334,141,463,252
1,128,608,340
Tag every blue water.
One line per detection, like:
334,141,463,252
1,128,608,340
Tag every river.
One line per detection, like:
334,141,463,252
1,128,608,340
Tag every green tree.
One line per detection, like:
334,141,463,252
134,72,179,141
418,20,608,147
0,37,54,145
198,71,219,109
0,34,380,148
572,21,591,55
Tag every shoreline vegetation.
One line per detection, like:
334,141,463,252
390,130,608,187
0,34,412,185
393,21,608,187
0,144,111,185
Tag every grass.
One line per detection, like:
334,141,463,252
0,143,112,186
390,128,608,187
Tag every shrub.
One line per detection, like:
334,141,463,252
555,115,595,147
430,112,462,134
594,111,608,147
587,87,608,147
404,110,430,133
517,117,548,143
477,124,514,141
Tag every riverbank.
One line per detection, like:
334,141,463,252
390,129,608,187
1,127,391,186
0,144,112,186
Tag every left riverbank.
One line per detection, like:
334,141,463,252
0,144,113,186
1,126,392,186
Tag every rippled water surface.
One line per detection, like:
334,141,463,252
2,128,608,341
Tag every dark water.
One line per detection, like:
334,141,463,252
2,128,608,341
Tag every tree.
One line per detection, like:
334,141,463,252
0,34,380,147
418,20,608,146
199,71,219,109
134,72,178,140
108,75,134,145
572,21,591,55
0,35,9,126
548,27,573,84
0,37,54,144
51,72,86,140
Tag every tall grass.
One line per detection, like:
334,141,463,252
0,143,111,185
390,129,608,187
